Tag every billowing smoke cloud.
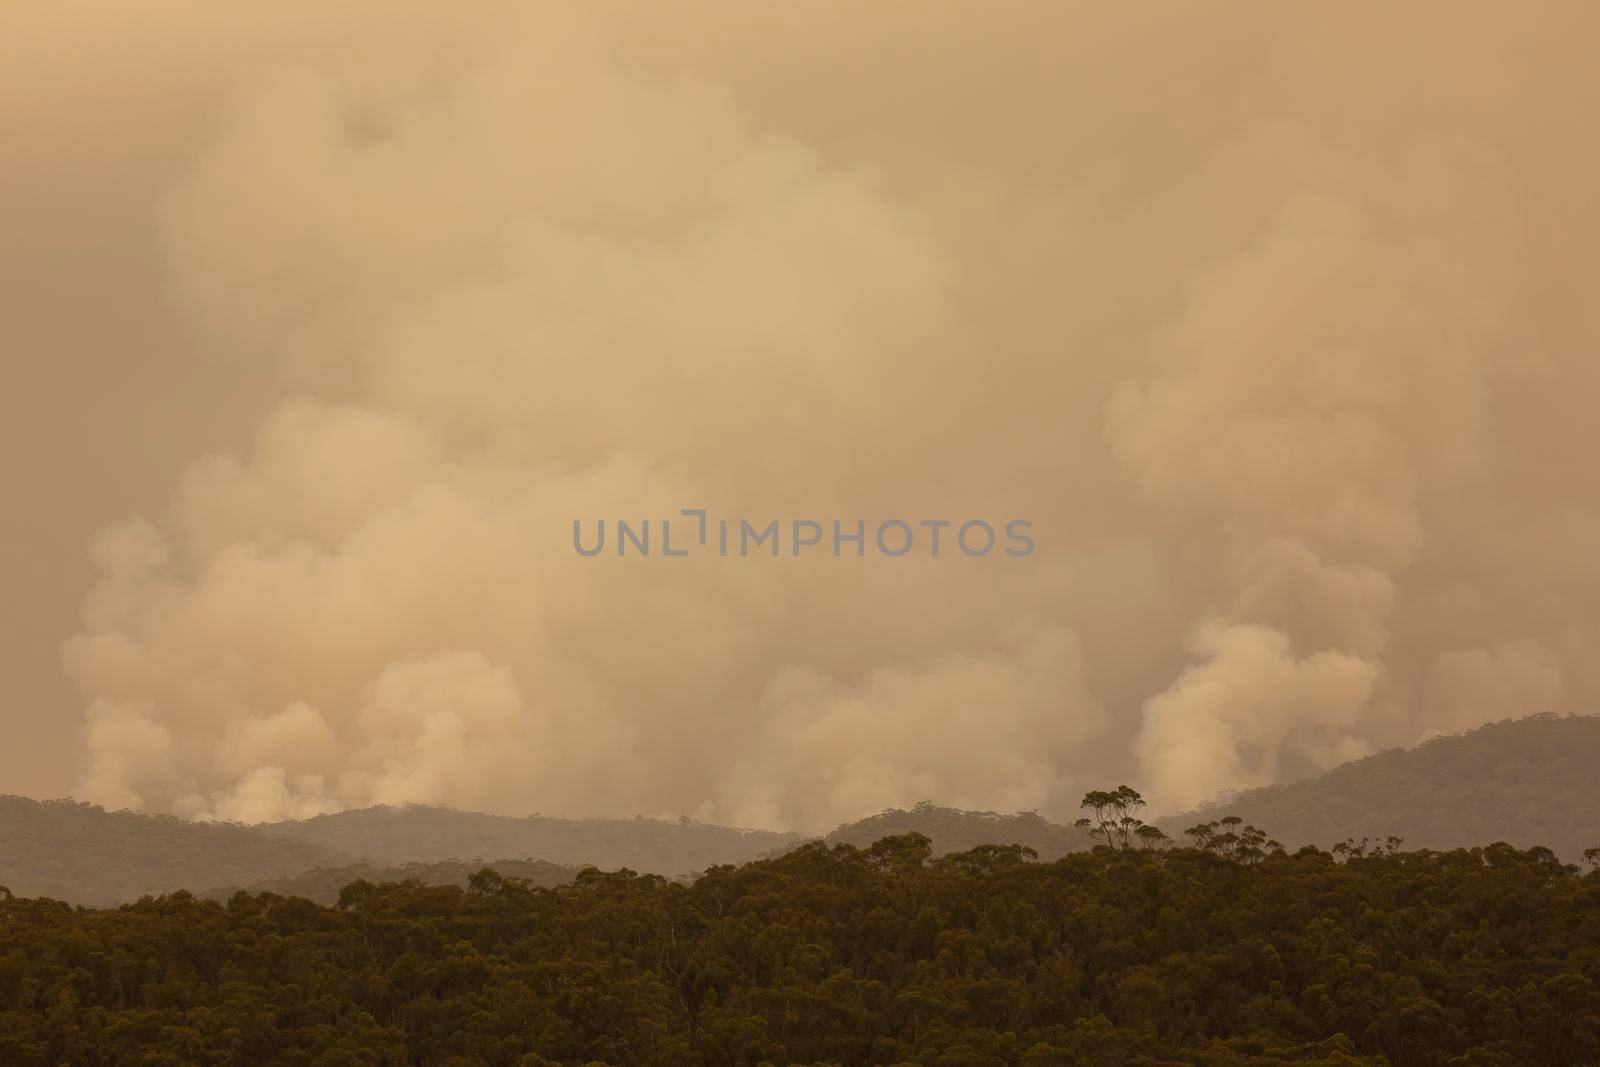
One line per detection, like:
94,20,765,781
43,2,1600,828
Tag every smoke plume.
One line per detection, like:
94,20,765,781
23,2,1600,828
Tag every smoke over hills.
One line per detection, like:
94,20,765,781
7,3,1599,830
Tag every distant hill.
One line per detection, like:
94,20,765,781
14,713,1598,906
1157,713,1600,860
200,857,583,905
823,801,1094,858
264,805,805,875
0,796,350,906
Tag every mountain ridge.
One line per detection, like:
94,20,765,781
9,712,1600,905
1156,712,1600,860
0,796,350,906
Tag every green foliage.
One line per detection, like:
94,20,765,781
1185,817,1282,866
1158,713,1600,861
1073,786,1170,851
4,831,1600,1065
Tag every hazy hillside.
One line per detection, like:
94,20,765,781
0,796,350,906
823,801,1094,858
12,713,1598,906
1158,713,1600,860
264,805,805,875
201,857,583,905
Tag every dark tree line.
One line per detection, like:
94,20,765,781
1,790,1599,1065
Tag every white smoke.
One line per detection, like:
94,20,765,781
49,3,1600,828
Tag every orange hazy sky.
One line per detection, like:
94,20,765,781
3,2,1599,829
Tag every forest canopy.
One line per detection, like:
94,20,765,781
2,806,1599,1066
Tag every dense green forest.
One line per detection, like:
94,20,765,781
3,798,1599,1066
1161,714,1600,861
0,797,348,906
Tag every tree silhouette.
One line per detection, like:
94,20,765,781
1074,785,1168,850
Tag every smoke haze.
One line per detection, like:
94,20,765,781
5,2,1599,830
